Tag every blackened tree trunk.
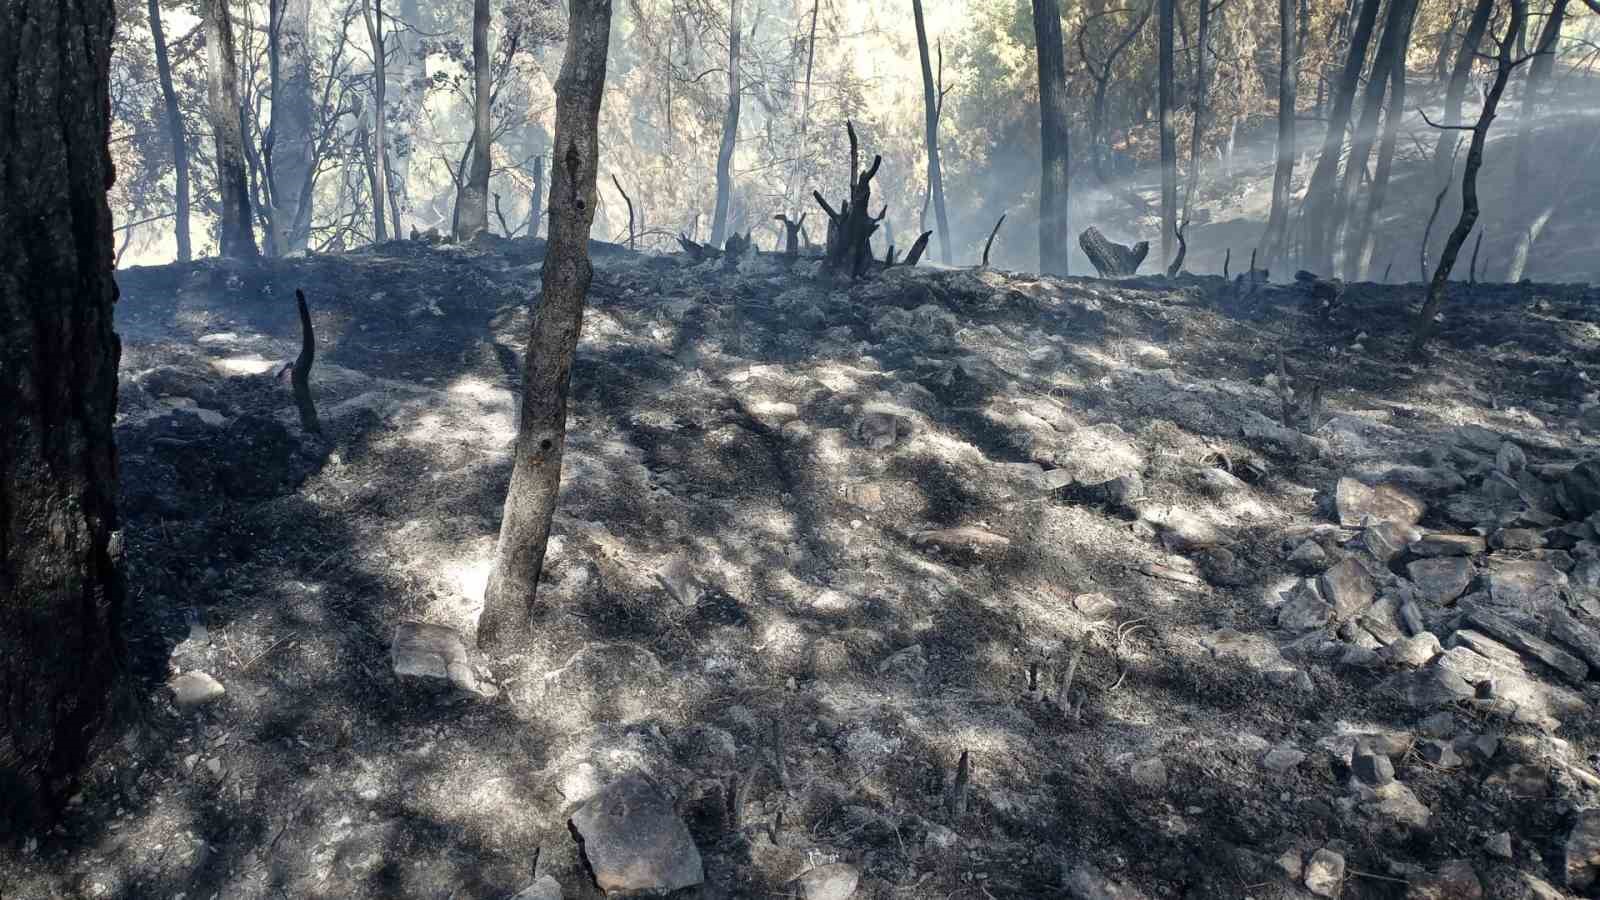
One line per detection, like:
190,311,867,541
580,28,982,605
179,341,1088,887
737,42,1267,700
0,0,125,832
913,0,951,264
270,0,314,254
363,0,391,242
528,152,544,238
1033,0,1071,276
1433,0,1494,179
1506,0,1569,280
1349,0,1418,279
149,0,192,262
456,0,492,240
1415,0,1526,351
479,0,613,653
1301,0,1381,273
1158,0,1177,268
1181,0,1212,232
710,0,742,247
203,0,258,258
1260,0,1297,269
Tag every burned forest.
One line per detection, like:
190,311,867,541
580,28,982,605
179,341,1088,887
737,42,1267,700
6,0,1600,898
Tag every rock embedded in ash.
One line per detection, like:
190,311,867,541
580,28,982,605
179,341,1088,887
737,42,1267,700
1551,607,1600,671
1461,604,1589,683
1418,739,1464,769
1491,528,1547,551
1406,557,1474,605
391,622,491,697
1398,663,1476,710
1497,442,1528,476
1319,558,1377,621
1559,460,1600,519
911,526,1010,558
1278,580,1335,631
1303,848,1345,898
170,670,226,708
1406,859,1483,900
1073,592,1118,620
1352,747,1395,786
1359,781,1432,831
508,875,563,900
1061,864,1149,900
1566,808,1600,891
1409,533,1487,558
569,775,705,895
1289,540,1331,572
1484,831,1513,860
1363,522,1419,564
1261,745,1307,773
1335,477,1425,528
1382,632,1442,668
1486,559,1566,610
790,863,860,900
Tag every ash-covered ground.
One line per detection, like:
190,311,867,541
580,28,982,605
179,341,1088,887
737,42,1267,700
5,237,1600,899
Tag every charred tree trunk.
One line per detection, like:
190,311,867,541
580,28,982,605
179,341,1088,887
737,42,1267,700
1182,0,1212,233
203,0,258,258
774,212,806,256
611,174,635,249
1033,0,1072,275
455,0,492,240
1506,0,1569,281
1433,0,1494,179
710,0,742,247
1080,226,1150,277
1158,0,1178,268
1078,5,1155,218
0,0,125,832
270,0,314,254
1415,0,1526,352
292,290,321,434
479,0,613,654
149,0,192,261
913,0,951,263
363,0,391,243
1260,0,1297,269
813,122,884,278
529,154,544,238
1301,0,1382,273
1349,0,1419,279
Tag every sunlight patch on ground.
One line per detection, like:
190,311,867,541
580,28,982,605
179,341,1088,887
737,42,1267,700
210,354,277,376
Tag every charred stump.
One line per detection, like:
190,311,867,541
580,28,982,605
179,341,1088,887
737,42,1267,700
292,290,321,434
814,120,885,278
1079,226,1149,277
774,213,806,256
903,230,933,267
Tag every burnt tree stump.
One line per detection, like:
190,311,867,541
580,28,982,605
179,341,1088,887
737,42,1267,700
814,120,886,278
1079,226,1149,277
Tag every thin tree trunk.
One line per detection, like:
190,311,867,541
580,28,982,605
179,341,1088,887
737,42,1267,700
0,0,125,831
456,0,492,240
1434,0,1462,82
1301,0,1382,272
149,0,192,261
710,0,742,247
1182,0,1212,229
363,0,390,242
529,153,544,238
394,0,423,230
1328,0,1414,272
479,0,614,654
913,0,952,264
1158,0,1177,267
1434,0,1495,180
1506,0,1568,280
1033,0,1071,276
1261,0,1297,269
203,0,258,258
1349,0,1418,279
1414,0,1527,351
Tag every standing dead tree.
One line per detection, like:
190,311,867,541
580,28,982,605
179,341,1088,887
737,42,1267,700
913,0,952,263
981,214,1007,267
1080,226,1149,277
611,174,636,249
774,212,806,256
812,121,885,279
291,290,321,434
1413,0,1530,353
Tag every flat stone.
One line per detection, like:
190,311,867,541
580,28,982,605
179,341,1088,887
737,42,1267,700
1405,860,1482,900
1406,557,1474,605
1304,848,1345,898
169,671,226,708
569,775,705,895
1551,607,1600,672
508,875,563,900
1560,460,1600,519
1203,629,1287,670
1073,592,1118,620
1360,781,1432,830
1336,477,1425,528
1061,864,1148,900
391,622,490,696
911,526,1010,556
1453,424,1504,453
1363,522,1418,564
792,863,860,900
1261,745,1307,772
1566,808,1600,890
1491,528,1546,550
1462,603,1589,683
1486,559,1566,611
1359,597,1406,645
1353,748,1395,786
1485,832,1513,859
1279,581,1336,631
1409,533,1487,557
1398,664,1475,710
1382,632,1442,668
1319,558,1377,621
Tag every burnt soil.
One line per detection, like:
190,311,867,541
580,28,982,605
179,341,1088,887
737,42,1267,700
2,237,1599,899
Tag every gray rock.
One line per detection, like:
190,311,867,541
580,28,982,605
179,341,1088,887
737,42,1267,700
1362,522,1418,564
855,411,909,450
1304,848,1345,898
1382,632,1442,668
1336,478,1425,528
1353,748,1395,786
1406,557,1474,605
1399,599,1427,636
792,863,860,900
1551,607,1600,672
170,671,226,708
1491,528,1547,551
1409,533,1487,557
1419,739,1464,769
911,526,1010,557
1359,781,1432,830
1418,712,1456,738
1485,832,1514,859
1062,864,1148,900
1266,668,1315,692
508,875,563,900
1407,860,1483,900
1461,603,1589,683
1487,559,1566,611
876,644,928,680
1566,808,1600,890
1497,442,1528,476
569,775,704,895
391,622,492,697
1289,540,1331,571
1130,757,1168,791
1399,664,1476,709
1319,558,1377,621
1262,745,1307,772
1073,592,1119,620
1359,597,1407,645
1559,460,1600,519
1279,580,1336,631
1340,646,1382,669
1453,424,1504,453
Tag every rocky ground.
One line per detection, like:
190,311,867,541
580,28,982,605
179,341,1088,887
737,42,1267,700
3,236,1600,899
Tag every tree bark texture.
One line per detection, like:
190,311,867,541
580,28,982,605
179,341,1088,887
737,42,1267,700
710,0,742,247
1349,0,1418,279
363,0,391,242
1080,226,1149,277
203,0,258,258
1033,0,1071,276
913,0,951,264
1300,0,1381,273
148,0,192,261
0,0,126,833
479,0,613,654
270,0,314,254
456,0,492,240
1260,0,1297,268
1158,0,1178,267
1433,0,1494,179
